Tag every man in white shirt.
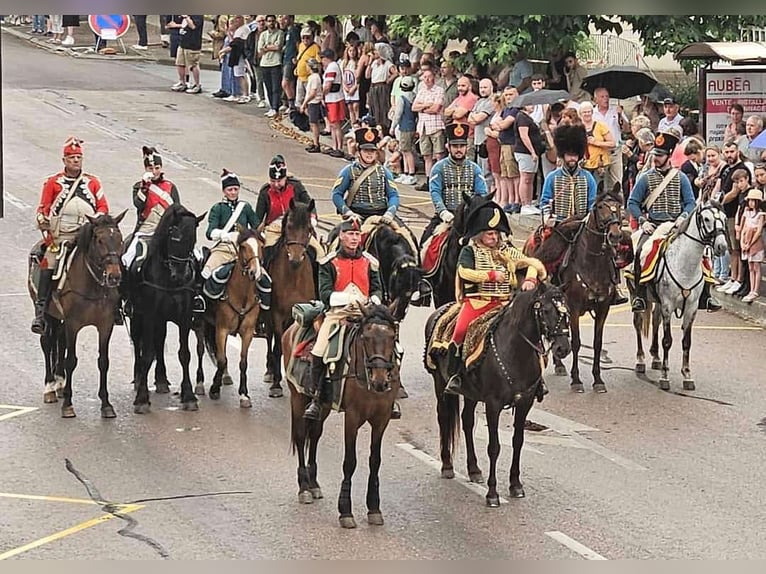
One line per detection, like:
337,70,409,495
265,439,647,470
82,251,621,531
658,96,684,132
592,87,629,190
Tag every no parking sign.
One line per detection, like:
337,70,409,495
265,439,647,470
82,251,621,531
88,15,131,40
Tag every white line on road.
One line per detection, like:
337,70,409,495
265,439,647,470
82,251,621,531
395,442,509,504
38,98,74,117
545,530,607,560
198,177,221,189
0,292,30,298
160,155,189,170
86,120,128,140
5,193,32,210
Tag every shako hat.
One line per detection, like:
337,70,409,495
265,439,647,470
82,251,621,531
62,136,83,157
355,127,380,150
446,122,469,145
653,130,680,155
221,168,241,189
142,146,163,167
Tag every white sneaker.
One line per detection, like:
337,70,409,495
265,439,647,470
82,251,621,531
223,95,238,102
185,84,202,94
278,104,289,113
61,35,74,46
257,100,267,108
519,204,541,216
171,81,187,92
716,280,734,293
723,280,742,294
394,174,407,184
237,95,251,104
404,175,418,185
264,109,277,118
131,44,148,50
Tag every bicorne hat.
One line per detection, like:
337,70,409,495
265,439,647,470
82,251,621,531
464,197,511,239
339,218,362,232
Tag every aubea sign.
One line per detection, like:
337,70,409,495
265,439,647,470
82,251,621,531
704,69,766,146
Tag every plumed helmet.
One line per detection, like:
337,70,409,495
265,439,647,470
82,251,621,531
142,145,163,167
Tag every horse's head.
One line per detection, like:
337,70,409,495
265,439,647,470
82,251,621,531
592,182,623,248
358,303,399,393
533,282,571,360
388,255,426,319
283,198,313,269
237,230,263,281
693,201,728,257
82,210,127,288
156,206,205,284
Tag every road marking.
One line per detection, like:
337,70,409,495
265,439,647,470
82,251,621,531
0,503,143,560
0,492,104,505
85,120,128,141
395,442,509,504
545,530,607,560
159,155,188,170
38,98,74,117
581,323,761,331
0,405,38,422
198,177,221,189
0,292,31,298
4,193,32,210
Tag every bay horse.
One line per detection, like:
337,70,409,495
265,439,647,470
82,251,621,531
524,183,625,393
201,229,262,407
126,204,205,414
263,199,316,399
27,211,127,418
425,283,571,506
631,200,727,391
282,303,401,528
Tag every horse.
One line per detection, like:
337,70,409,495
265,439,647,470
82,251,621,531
424,282,571,506
126,204,206,414
200,229,263,407
263,199,316,399
524,183,625,393
282,303,401,528
631,200,727,391
27,211,127,418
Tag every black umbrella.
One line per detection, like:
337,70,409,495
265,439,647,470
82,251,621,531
509,89,571,108
581,65,657,100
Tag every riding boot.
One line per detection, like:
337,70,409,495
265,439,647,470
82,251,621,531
611,286,629,306
303,355,327,420
536,378,549,403
256,271,272,311
192,273,206,314
444,343,464,396
631,282,648,313
698,281,722,312
254,311,269,339
31,269,54,334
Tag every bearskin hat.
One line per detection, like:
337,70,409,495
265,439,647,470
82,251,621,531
553,124,587,159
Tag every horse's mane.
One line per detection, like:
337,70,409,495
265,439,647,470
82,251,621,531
363,303,397,328
503,287,540,329
238,228,260,244
533,218,581,261
148,204,197,258
74,214,118,250
373,223,412,257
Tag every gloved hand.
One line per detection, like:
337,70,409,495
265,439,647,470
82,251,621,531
342,210,361,222
210,229,223,241
142,171,154,183
544,215,556,228
36,213,50,231
225,231,240,243
370,295,382,305
310,215,318,229
381,212,394,225
641,220,656,234
439,210,455,224
674,213,688,227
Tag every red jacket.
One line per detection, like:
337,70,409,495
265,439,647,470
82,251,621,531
37,171,108,218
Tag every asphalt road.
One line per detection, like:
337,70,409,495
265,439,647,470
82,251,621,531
2,32,766,560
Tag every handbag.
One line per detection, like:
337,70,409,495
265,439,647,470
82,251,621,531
477,142,489,159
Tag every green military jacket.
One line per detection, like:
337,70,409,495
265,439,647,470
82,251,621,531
205,199,258,240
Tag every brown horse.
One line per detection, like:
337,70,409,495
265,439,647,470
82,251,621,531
201,230,262,408
28,211,127,418
263,199,316,399
282,303,401,528
524,183,625,392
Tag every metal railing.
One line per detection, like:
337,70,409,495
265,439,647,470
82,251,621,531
579,34,642,68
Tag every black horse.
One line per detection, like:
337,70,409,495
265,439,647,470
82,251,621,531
425,283,571,506
125,204,206,414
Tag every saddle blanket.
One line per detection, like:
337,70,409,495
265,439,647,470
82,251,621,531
625,222,674,284
426,301,504,371
202,261,235,299
421,222,451,277
328,216,419,257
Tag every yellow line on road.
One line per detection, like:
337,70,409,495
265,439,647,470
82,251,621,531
0,492,105,505
579,323,761,331
0,405,38,422
0,504,143,560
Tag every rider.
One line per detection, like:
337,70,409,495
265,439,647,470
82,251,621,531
32,136,110,334
122,146,180,272
445,199,546,396
253,154,323,267
627,129,721,313
420,122,488,246
331,127,399,226
303,217,384,421
201,170,266,313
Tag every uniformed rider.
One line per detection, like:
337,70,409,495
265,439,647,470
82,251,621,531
445,200,546,396
122,146,180,271
627,129,721,313
303,218,384,420
421,122,488,246
331,127,399,225
32,137,111,334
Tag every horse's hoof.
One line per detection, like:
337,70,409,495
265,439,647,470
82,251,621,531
485,495,501,508
571,382,584,393
298,491,314,505
554,365,567,376
239,396,252,409
367,512,384,526
194,383,206,396
635,363,646,374
43,391,58,404
263,373,274,385
593,382,607,394
133,403,151,414
651,360,662,371
339,515,357,529
154,381,170,394
101,405,116,419
181,400,199,411
441,468,455,479
509,485,526,499
209,389,220,401
659,378,670,391
309,487,323,500
683,380,695,391
468,471,484,484
268,385,283,398
61,406,76,418
222,374,234,386
397,386,408,399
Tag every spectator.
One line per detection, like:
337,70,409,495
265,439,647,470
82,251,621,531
671,116,703,168
514,103,544,215
341,43,361,125
744,115,765,163
349,16,371,44
208,15,228,63
697,146,727,281
680,139,704,198
389,76,418,185
368,18,388,44
246,16,267,108
257,15,284,118
467,78,496,178
132,15,148,50
48,14,63,44
579,101,615,185
593,86,629,190
294,26,320,110
211,19,239,100
389,56,417,124
320,48,346,158
624,126,655,195
321,15,341,59
633,94,661,131
724,103,745,142
356,41,376,117
739,187,765,303
165,15,185,67
280,15,301,112
439,61,459,106
528,73,548,123
540,103,564,178
61,14,78,46
509,51,533,94
483,93,505,195
444,76,479,159
300,58,324,154
365,42,397,133
564,51,589,103
493,86,521,210
658,96,683,132
172,15,204,94
220,16,252,104
412,68,447,191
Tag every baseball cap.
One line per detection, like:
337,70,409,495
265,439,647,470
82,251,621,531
300,27,312,37
662,96,678,105
400,76,415,91
319,48,335,60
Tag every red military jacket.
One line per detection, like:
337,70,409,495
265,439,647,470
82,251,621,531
37,171,108,219
317,248,383,308
132,176,179,222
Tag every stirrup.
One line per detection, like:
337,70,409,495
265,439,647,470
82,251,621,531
192,295,206,313
444,375,462,396
631,297,647,312
303,399,322,420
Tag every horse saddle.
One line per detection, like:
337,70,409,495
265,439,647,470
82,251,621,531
52,242,76,284
421,222,451,278
626,223,674,284
202,261,235,300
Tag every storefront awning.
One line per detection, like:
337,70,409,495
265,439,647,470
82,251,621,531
675,42,766,64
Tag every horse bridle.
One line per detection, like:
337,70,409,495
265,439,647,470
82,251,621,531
84,228,122,289
681,204,726,247
584,199,622,254
355,319,399,392
521,295,570,355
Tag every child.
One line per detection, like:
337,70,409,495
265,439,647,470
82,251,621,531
739,188,765,303
755,163,766,193
724,169,753,296
300,58,324,153
383,138,403,176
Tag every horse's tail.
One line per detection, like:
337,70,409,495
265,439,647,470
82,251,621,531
640,302,652,339
203,321,217,363
441,393,461,456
